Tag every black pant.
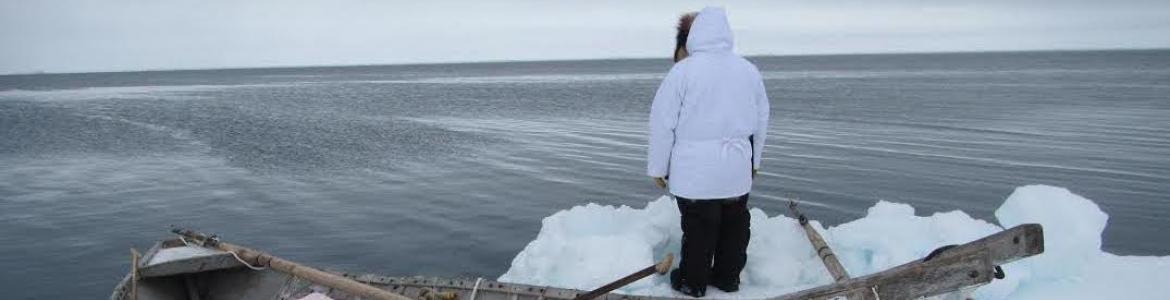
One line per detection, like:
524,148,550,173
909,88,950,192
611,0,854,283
675,194,750,290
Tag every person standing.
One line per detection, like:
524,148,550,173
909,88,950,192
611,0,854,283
646,7,770,298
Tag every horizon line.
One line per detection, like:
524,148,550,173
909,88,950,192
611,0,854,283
3,46,1168,77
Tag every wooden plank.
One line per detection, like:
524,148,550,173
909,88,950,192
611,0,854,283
183,275,201,300
870,249,992,299
772,249,993,300
354,276,584,300
864,223,1043,284
765,224,1043,300
130,248,140,300
138,247,243,278
981,224,1044,265
137,241,165,269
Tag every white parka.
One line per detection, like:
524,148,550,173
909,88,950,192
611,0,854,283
647,7,770,200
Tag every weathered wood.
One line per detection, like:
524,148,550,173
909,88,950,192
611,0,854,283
789,200,851,282
768,224,1044,300
771,249,992,300
130,248,140,300
574,253,673,300
973,223,1045,265
350,275,589,300
184,275,201,300
869,223,1043,282
114,223,1044,300
138,246,243,278
171,228,414,300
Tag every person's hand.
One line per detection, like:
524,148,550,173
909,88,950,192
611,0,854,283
652,177,668,189
752,168,759,178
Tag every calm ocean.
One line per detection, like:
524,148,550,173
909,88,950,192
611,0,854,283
1,50,1168,298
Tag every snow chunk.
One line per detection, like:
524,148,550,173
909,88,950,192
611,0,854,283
996,185,1106,279
498,200,680,292
499,185,1170,299
987,185,1170,299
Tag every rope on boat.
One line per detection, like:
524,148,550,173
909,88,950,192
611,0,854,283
228,249,268,271
179,235,266,271
469,277,484,300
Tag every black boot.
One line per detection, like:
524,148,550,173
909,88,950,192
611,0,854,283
670,269,706,298
709,276,739,293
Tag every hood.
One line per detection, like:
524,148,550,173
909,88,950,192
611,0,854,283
685,7,734,54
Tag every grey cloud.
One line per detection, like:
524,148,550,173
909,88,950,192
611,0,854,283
1,0,1167,74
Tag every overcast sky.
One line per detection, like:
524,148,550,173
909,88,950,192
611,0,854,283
2,0,1169,74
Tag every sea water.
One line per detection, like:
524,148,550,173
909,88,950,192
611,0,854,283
1,50,1168,298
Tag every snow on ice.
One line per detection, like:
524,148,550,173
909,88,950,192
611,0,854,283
498,185,1170,299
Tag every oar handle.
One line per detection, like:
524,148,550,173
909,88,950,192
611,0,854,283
574,253,675,300
654,253,674,274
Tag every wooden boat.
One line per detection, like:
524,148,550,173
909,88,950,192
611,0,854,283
111,222,1042,300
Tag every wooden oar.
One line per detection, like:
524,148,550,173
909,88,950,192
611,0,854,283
171,227,413,300
573,253,674,300
788,200,851,282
